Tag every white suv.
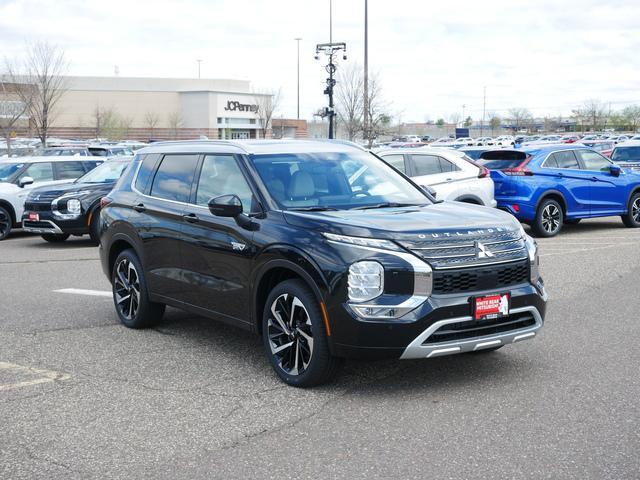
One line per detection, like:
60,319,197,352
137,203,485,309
376,148,496,207
0,157,103,240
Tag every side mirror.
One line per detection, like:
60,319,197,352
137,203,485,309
18,176,34,188
208,194,243,217
609,164,621,177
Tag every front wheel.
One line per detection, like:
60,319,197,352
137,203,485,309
0,206,12,240
621,193,640,228
111,249,165,328
262,280,341,387
532,198,563,237
41,233,70,243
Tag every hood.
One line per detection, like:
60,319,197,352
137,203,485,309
283,201,521,240
28,181,114,200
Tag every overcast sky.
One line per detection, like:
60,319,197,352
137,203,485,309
1,0,639,122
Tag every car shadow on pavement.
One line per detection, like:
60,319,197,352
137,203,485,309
150,307,539,394
25,238,98,249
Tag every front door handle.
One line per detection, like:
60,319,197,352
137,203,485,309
591,177,598,182
133,203,146,212
182,213,200,223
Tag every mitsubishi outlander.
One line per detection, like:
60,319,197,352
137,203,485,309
99,140,547,387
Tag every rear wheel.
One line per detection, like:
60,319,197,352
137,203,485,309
532,198,563,237
262,279,341,387
41,233,70,243
112,249,165,328
0,206,12,240
621,192,640,228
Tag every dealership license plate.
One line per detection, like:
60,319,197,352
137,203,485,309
28,212,39,221
473,293,510,320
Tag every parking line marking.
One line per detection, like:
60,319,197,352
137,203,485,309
54,288,112,298
0,362,70,391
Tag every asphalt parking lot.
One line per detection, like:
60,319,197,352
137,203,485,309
1,219,639,479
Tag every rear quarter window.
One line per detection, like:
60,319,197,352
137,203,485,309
134,154,161,194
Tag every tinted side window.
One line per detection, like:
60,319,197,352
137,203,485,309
551,151,579,169
135,154,160,194
195,155,254,212
577,150,611,171
544,155,558,168
20,162,54,182
438,158,459,173
411,154,442,176
150,154,199,202
55,161,86,180
381,154,406,173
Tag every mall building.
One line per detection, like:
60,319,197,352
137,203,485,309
6,76,285,140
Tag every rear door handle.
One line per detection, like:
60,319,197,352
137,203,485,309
591,177,598,182
182,213,200,223
133,203,146,212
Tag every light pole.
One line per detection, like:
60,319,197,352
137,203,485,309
462,104,466,127
363,0,369,144
196,59,202,79
481,86,486,136
295,38,302,120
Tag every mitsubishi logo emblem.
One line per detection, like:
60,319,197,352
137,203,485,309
476,241,494,259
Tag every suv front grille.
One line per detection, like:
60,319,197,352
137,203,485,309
24,202,52,212
432,260,529,294
423,311,536,344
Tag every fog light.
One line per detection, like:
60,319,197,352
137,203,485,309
67,199,81,215
348,261,384,303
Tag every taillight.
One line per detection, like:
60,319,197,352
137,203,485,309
478,166,490,178
100,196,113,208
502,158,534,176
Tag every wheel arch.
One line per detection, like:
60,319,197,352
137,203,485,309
454,194,483,205
535,190,567,216
252,250,330,335
0,199,17,226
107,233,143,279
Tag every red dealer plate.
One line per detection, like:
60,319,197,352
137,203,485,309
28,212,39,221
473,293,510,321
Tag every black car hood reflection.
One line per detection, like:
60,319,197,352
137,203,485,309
29,181,116,199
283,201,520,239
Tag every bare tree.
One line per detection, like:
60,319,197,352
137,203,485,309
508,108,532,132
335,63,364,141
622,105,640,132
363,73,391,147
119,116,133,139
578,99,607,131
144,111,160,138
254,89,281,139
489,114,501,135
167,110,183,139
7,42,68,147
0,75,33,155
93,105,118,138
448,112,461,126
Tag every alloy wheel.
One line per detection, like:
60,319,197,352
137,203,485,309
267,293,314,376
632,198,640,223
114,258,141,320
541,204,561,234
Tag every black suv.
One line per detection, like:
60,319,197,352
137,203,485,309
23,158,132,244
99,140,547,387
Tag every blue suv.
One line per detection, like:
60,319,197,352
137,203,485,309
478,145,640,236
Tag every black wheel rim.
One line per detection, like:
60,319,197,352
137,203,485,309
114,258,140,320
0,210,10,237
542,204,561,234
632,198,640,223
267,293,314,376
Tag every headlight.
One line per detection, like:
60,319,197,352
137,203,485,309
348,261,384,302
67,199,81,215
524,234,540,283
322,232,401,251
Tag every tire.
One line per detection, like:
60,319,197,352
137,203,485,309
111,249,165,329
565,218,581,225
0,206,12,241
621,192,640,228
262,279,341,387
41,233,70,243
89,208,101,245
531,198,563,237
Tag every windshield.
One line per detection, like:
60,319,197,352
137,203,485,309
0,162,24,181
249,151,429,210
611,146,640,162
76,161,129,183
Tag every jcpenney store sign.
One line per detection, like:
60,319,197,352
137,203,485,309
224,100,258,113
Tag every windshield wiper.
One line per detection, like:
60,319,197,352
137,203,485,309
353,202,427,210
289,206,339,212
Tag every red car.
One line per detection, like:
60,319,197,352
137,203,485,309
561,135,582,143
579,140,615,157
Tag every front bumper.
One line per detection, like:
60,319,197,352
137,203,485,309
22,211,88,236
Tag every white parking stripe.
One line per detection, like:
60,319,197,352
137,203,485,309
54,288,112,297
0,362,70,391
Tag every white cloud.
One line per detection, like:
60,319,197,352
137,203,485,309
2,0,639,121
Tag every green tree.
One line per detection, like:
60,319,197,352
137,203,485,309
463,116,472,127
436,118,445,128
